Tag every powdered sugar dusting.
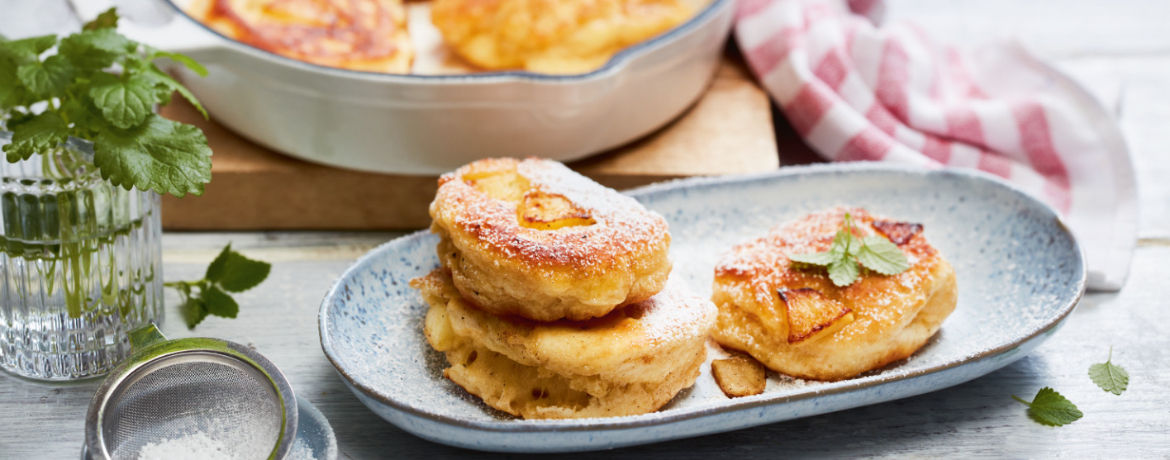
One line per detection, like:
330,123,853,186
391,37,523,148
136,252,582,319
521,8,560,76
433,158,669,273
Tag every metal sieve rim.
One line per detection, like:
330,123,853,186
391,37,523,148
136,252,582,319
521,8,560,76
84,332,298,460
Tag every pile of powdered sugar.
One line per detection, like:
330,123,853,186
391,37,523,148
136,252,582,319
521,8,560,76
135,432,233,460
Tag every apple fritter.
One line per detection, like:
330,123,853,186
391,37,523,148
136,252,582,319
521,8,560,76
711,207,958,381
185,0,412,73
430,0,694,74
430,157,672,322
414,269,715,419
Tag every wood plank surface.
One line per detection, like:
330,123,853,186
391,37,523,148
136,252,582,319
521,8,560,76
158,57,779,230
1,234,1168,459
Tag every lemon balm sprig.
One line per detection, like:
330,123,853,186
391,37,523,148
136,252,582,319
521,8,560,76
788,213,911,287
0,8,212,197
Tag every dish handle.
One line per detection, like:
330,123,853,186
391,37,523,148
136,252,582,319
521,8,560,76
68,0,226,61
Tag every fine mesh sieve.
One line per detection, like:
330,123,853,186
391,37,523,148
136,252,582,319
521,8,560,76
84,324,297,460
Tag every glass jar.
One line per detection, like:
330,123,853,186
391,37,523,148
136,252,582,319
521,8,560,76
0,132,163,380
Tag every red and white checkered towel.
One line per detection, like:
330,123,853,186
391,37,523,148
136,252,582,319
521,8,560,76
737,0,1137,290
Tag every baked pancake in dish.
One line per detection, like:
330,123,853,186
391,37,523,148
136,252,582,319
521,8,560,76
430,0,694,74
711,207,957,381
185,0,412,73
430,158,672,322
414,269,715,419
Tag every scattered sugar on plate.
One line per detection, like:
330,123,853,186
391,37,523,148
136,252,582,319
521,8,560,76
286,436,317,460
136,432,233,460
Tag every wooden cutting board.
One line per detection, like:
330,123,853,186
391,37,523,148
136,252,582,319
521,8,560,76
159,56,779,230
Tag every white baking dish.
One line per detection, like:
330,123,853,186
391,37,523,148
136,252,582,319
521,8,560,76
74,0,737,175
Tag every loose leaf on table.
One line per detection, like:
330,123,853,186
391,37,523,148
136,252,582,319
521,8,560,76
203,285,240,318
167,243,271,330
180,295,209,329
93,114,212,197
3,111,69,161
1089,347,1129,395
1012,387,1083,427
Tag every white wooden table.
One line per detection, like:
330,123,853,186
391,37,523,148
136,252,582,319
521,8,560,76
3,0,1170,458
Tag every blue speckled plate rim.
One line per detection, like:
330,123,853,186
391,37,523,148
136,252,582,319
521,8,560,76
317,162,1087,433
158,0,733,83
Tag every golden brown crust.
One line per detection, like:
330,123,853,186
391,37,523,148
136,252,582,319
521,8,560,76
430,0,694,74
414,269,714,419
431,157,672,321
711,207,958,381
185,0,412,73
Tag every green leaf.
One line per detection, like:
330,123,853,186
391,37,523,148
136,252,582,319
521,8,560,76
16,55,74,97
2,112,68,161
1012,387,1083,427
139,65,208,118
205,243,233,282
1089,347,1128,395
856,235,911,275
206,247,271,293
0,35,56,65
84,8,120,31
830,228,857,256
788,251,837,266
0,56,18,107
93,114,212,196
180,295,209,329
90,73,156,129
58,28,135,71
827,256,859,287
147,47,209,77
203,285,240,318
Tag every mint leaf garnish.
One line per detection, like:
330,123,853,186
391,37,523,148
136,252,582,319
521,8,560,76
166,243,270,330
94,114,212,197
3,111,68,161
1089,347,1128,395
0,8,211,197
788,212,912,287
1012,387,1083,427
856,235,911,275
787,251,837,266
828,256,860,287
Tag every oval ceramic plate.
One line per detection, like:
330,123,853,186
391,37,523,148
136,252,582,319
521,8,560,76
318,163,1085,453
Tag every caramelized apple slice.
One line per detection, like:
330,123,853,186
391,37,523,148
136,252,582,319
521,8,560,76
518,191,596,230
779,288,854,345
712,355,767,398
465,167,530,203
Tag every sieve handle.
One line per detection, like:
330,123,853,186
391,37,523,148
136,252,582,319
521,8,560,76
128,323,168,352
